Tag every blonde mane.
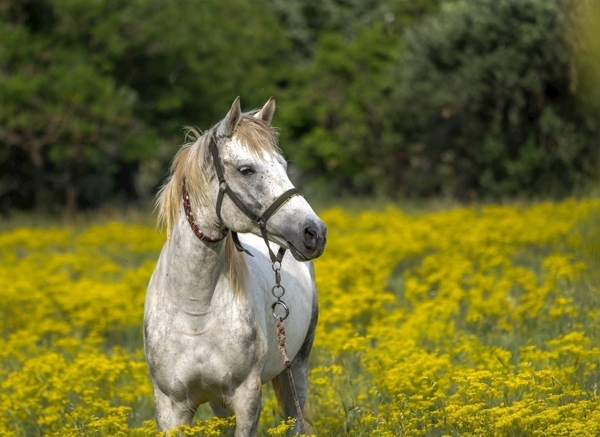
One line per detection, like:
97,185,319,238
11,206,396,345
155,114,281,296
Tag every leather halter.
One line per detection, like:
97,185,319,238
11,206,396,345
184,133,302,263
182,180,228,243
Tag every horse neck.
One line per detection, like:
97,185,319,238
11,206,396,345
164,205,228,309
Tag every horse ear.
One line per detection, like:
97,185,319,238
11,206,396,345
254,97,276,125
217,96,242,138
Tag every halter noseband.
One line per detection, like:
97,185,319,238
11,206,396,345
183,133,302,264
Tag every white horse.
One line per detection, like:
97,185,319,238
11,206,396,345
144,97,327,436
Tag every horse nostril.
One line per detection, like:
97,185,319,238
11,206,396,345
303,226,318,250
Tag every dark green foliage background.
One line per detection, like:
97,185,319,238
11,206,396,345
0,0,598,212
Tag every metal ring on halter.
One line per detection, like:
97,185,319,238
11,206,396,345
271,300,290,320
272,261,281,271
271,284,285,298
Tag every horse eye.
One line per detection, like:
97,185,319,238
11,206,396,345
238,165,254,176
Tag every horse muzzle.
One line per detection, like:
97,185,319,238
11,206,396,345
285,218,327,261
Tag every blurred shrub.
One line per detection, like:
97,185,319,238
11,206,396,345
0,0,288,212
1,0,599,211
279,26,402,195
395,0,600,198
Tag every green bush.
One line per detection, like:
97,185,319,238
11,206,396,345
396,0,600,198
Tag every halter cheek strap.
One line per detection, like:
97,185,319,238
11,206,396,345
208,134,302,263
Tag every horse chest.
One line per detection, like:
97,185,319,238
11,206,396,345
198,309,264,366
147,309,263,400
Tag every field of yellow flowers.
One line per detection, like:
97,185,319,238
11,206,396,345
1,199,600,436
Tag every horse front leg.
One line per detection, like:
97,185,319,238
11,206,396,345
153,383,196,433
229,373,263,437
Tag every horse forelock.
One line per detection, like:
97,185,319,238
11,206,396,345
234,114,281,157
155,113,280,298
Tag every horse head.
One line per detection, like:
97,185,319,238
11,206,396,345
209,97,327,261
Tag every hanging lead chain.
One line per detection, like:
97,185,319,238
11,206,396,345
271,261,289,320
270,261,309,435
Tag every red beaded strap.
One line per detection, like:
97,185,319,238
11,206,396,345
182,180,228,243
